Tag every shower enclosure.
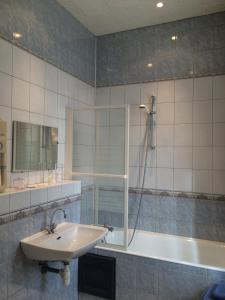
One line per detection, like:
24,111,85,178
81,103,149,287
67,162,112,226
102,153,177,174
65,105,130,250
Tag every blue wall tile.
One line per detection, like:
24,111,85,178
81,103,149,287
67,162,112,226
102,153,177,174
97,11,225,87
0,0,96,86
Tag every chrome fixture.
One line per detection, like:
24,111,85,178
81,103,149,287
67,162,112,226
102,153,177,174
139,95,156,115
46,208,67,234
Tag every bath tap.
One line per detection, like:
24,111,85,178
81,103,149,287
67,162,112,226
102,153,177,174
46,208,67,234
103,224,114,232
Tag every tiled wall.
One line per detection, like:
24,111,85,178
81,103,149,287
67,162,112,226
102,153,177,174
96,75,225,196
129,193,225,242
97,11,225,87
0,0,96,85
0,37,95,189
80,247,225,300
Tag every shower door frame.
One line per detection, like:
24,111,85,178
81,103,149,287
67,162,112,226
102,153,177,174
65,105,130,250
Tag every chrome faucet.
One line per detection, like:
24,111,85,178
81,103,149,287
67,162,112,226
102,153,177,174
46,208,67,234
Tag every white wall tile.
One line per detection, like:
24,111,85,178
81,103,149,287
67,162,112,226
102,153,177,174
175,102,192,124
130,105,140,125
0,39,12,74
110,86,125,105
157,125,173,146
129,146,139,166
30,113,44,125
45,90,58,117
213,170,225,194
175,78,193,102
30,84,45,114
58,119,66,143
193,77,212,101
174,124,192,146
130,126,141,146
58,95,68,120
47,185,62,202
213,75,225,100
157,80,174,103
213,147,225,170
139,146,156,168
78,81,89,103
125,84,141,104
46,63,58,92
30,188,48,206
30,55,45,87
193,124,212,146
193,147,212,170
213,123,225,146
174,169,192,192
58,70,69,96
12,78,29,111
193,170,212,194
96,87,110,106
10,191,30,212
157,147,173,168
142,167,156,189
58,143,65,166
213,100,225,123
174,147,192,168
193,100,212,123
12,46,30,81
129,167,140,187
0,72,12,107
12,109,29,123
157,102,174,124
156,168,173,190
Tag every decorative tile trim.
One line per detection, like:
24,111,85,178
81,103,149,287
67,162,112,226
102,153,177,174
0,194,81,225
82,184,225,201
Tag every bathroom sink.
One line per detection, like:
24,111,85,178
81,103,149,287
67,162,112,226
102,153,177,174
21,223,108,261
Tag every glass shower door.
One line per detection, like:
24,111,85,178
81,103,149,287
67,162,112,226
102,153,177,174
66,105,129,250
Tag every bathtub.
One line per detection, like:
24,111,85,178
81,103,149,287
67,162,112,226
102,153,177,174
98,229,225,272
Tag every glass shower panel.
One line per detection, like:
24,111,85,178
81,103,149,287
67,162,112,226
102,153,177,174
70,105,129,250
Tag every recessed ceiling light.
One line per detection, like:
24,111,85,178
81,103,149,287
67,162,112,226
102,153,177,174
156,2,164,8
171,35,178,41
13,32,22,39
147,63,153,68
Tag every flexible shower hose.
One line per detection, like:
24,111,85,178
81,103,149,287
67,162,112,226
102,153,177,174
128,113,153,246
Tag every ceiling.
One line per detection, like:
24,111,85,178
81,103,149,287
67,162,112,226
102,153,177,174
57,0,225,35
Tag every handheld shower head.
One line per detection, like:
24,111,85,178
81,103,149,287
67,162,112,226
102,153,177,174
139,104,150,114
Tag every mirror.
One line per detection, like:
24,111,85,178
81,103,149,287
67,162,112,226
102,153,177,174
12,121,58,172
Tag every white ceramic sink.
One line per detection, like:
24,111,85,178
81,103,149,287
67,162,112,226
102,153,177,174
21,222,108,261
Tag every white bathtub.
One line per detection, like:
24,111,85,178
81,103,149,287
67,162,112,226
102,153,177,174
97,229,225,272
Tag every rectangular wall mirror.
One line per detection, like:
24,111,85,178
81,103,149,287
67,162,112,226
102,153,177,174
12,121,58,172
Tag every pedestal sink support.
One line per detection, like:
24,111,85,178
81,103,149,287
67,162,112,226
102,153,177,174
39,261,71,286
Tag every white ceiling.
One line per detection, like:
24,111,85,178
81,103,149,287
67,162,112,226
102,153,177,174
57,0,225,35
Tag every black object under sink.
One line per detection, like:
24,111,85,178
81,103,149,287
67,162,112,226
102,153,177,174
78,253,116,300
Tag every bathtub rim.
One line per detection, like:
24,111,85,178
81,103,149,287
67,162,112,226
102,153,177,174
96,229,225,273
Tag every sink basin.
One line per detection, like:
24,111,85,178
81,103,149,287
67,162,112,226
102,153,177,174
21,222,108,261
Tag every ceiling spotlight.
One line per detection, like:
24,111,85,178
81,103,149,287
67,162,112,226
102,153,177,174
147,63,153,68
156,2,164,8
171,35,178,41
13,32,22,39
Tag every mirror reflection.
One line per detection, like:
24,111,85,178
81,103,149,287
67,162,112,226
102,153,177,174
12,121,58,172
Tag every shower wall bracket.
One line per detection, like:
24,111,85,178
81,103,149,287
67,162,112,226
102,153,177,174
0,119,7,193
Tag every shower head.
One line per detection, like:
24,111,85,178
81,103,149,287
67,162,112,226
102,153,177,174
139,104,150,114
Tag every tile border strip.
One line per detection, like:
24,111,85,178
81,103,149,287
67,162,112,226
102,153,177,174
0,193,81,225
